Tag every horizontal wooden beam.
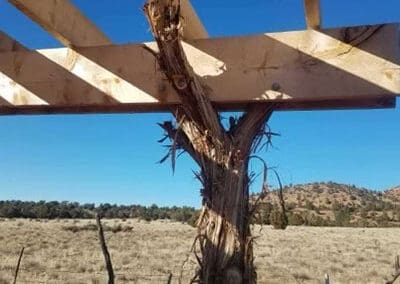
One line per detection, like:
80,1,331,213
8,0,112,47
0,24,398,114
304,0,321,29
0,98,394,115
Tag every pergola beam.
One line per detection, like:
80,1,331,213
8,0,206,46
304,0,321,29
8,0,112,47
180,0,208,39
0,31,27,52
0,98,394,115
0,32,53,106
0,24,398,114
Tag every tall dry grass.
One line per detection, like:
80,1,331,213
0,218,399,283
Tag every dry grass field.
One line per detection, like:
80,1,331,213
0,219,399,284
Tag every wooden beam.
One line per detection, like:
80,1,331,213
8,0,111,47
0,98,394,115
0,24,398,114
180,0,208,39
0,31,27,52
8,0,207,47
304,0,321,29
0,32,53,105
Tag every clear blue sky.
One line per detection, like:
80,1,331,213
0,0,399,207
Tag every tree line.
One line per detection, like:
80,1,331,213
1,199,400,228
0,201,198,225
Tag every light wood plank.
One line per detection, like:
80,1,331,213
0,32,53,105
8,0,207,47
0,24,398,113
304,0,321,29
8,0,111,47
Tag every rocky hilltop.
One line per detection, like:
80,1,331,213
254,182,400,227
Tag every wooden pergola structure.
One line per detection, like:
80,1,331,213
0,0,399,115
2,1,400,282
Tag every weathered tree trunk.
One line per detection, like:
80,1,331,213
143,1,274,283
197,159,254,283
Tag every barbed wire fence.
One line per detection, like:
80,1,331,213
4,268,307,284
2,259,336,284
2,265,195,283
3,217,200,284
6,250,400,283
3,252,318,284
3,220,399,283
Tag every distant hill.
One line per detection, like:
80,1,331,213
253,182,400,227
1,182,399,227
385,186,400,202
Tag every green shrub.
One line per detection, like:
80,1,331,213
270,207,288,230
287,213,304,226
334,208,351,226
305,200,315,210
187,211,200,227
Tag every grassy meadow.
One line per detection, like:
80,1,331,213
0,219,399,283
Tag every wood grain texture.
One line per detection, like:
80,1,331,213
0,32,51,105
8,0,111,47
8,0,206,45
0,24,398,114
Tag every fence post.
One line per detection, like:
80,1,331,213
96,214,115,284
167,272,173,284
13,247,25,284
324,273,330,284
386,255,400,284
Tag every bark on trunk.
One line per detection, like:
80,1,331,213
143,2,275,283
196,161,255,283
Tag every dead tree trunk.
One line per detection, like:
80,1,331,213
144,1,275,283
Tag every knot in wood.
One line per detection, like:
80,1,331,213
209,221,215,230
151,9,160,20
271,82,281,91
172,75,187,90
